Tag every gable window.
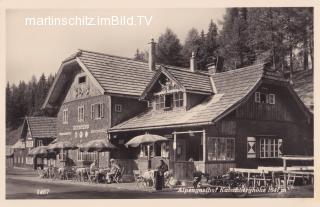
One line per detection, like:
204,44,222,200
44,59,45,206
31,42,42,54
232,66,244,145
91,103,104,119
115,104,122,112
260,138,283,158
255,92,260,103
255,92,276,105
164,94,173,108
78,76,86,84
155,91,184,110
269,94,275,104
155,95,165,110
63,108,68,124
78,105,85,122
173,92,184,107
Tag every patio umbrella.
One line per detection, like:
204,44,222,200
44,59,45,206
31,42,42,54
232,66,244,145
47,141,77,151
125,133,168,148
28,146,49,156
79,139,117,152
79,139,117,166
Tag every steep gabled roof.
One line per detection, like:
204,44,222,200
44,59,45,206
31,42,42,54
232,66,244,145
77,50,156,97
141,66,213,99
43,49,213,110
24,116,57,138
164,66,213,94
110,63,266,132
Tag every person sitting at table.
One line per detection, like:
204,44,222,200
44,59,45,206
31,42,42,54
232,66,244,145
106,159,120,183
90,160,100,182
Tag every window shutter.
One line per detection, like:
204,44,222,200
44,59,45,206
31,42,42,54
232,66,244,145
278,139,283,156
247,137,256,158
101,103,104,118
91,105,94,119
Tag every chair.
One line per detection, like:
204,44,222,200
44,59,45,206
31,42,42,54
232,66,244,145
133,170,146,189
113,167,125,183
287,173,296,189
87,170,98,183
37,167,46,179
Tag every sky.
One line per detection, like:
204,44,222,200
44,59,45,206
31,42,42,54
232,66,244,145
6,9,226,84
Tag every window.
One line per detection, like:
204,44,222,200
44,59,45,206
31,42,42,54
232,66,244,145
207,137,235,161
63,108,68,124
58,150,67,161
77,150,98,161
255,92,260,103
269,94,275,104
155,95,165,110
78,76,86,84
164,94,173,108
78,106,84,122
155,92,184,110
161,142,169,158
260,138,283,158
173,92,184,107
91,103,104,119
260,93,268,103
36,140,43,147
140,143,169,158
255,92,276,105
115,104,122,112
147,101,152,108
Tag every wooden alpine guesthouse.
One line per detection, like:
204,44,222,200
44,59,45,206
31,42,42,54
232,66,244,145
42,39,313,180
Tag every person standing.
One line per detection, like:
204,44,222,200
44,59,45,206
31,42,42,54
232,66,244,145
156,159,168,188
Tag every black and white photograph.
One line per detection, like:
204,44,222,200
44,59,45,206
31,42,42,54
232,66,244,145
3,0,317,203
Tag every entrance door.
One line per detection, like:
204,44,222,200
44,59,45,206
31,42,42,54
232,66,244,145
174,133,203,180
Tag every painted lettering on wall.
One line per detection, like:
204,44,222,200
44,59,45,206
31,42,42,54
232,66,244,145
73,124,89,130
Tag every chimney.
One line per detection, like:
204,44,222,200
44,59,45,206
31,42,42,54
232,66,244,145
190,51,197,72
207,57,217,75
207,56,224,75
148,38,156,71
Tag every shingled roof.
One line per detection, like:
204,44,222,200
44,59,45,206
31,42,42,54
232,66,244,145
25,116,57,138
110,63,266,132
165,66,213,93
78,50,156,97
43,49,215,110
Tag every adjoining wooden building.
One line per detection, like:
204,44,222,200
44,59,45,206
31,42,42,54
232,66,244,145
43,40,313,180
12,116,57,169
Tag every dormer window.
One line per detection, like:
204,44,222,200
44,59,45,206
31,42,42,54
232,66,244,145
78,76,86,84
164,94,173,108
155,91,184,110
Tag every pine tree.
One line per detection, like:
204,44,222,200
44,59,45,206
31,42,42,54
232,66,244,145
156,28,184,67
35,73,47,115
182,28,201,67
6,82,13,127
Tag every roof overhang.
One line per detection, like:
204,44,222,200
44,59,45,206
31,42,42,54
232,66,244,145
42,57,105,111
140,66,185,100
109,121,213,133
